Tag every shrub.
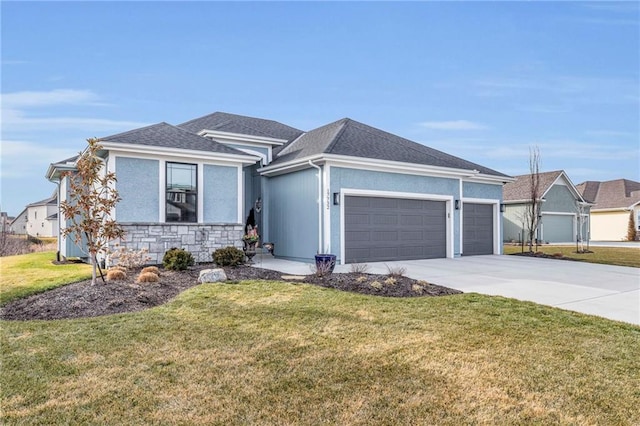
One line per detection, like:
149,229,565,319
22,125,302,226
162,248,194,271
355,275,368,283
370,281,383,290
349,263,370,273
141,266,160,275
136,272,159,283
384,277,397,285
213,246,245,267
106,269,127,281
385,264,406,277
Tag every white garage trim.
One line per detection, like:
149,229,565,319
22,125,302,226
461,197,501,255
338,188,454,264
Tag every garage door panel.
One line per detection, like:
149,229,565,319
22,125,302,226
345,196,447,263
463,203,493,256
541,215,574,243
373,214,398,226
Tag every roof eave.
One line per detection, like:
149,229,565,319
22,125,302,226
100,142,261,165
197,129,288,146
260,153,513,182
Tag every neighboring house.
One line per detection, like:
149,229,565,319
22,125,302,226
576,179,640,241
0,212,13,233
502,170,590,244
47,112,512,265
9,193,59,238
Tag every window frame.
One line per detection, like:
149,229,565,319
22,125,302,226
165,161,198,223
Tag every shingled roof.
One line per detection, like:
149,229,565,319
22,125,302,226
100,122,247,156
178,112,304,142
271,118,508,177
503,170,566,202
576,179,640,210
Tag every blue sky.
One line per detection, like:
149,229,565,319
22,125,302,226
1,1,638,217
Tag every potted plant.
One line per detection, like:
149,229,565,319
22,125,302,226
314,253,336,275
242,225,259,264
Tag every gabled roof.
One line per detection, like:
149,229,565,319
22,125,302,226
27,192,57,207
270,118,508,178
101,122,248,156
576,179,640,210
178,112,304,142
503,170,586,203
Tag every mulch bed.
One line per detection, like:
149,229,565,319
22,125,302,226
0,264,461,321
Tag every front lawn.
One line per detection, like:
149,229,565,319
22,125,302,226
2,281,639,424
0,251,91,305
503,244,640,268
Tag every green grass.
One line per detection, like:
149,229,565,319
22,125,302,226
0,251,92,305
504,244,640,268
2,281,640,424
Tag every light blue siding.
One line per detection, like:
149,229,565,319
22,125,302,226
266,168,319,261
203,165,238,223
116,157,159,222
330,167,461,258
463,182,502,200
542,185,578,213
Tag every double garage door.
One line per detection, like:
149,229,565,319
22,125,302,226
344,196,494,263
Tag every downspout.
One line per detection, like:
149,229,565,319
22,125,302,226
308,160,323,253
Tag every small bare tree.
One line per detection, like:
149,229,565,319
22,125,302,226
575,201,589,252
60,138,125,285
627,211,637,241
523,146,542,252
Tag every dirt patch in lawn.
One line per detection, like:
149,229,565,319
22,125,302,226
0,264,461,321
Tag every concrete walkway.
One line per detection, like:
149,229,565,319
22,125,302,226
250,253,640,326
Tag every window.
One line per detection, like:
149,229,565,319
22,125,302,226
166,162,197,222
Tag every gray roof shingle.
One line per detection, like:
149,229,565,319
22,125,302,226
273,118,509,177
503,170,565,202
576,179,640,209
101,122,247,156
178,112,304,142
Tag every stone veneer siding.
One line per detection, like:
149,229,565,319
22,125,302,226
116,223,244,264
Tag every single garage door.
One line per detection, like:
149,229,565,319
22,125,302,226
344,196,446,263
541,214,574,243
463,203,494,256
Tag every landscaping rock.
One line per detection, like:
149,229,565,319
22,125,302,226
198,269,228,283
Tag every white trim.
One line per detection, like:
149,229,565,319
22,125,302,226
198,129,287,146
197,163,204,223
237,166,244,224
262,154,513,184
458,179,463,255
461,197,502,255
100,142,260,165
159,160,166,222
324,164,331,253
339,188,455,264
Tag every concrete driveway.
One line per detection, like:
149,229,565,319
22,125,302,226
253,254,640,325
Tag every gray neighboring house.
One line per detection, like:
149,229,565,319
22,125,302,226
502,170,590,244
10,193,59,238
47,112,511,265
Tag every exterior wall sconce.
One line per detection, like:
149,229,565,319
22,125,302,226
500,203,506,213
455,200,460,210
333,192,340,205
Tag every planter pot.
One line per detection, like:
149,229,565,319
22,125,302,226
315,254,336,274
243,240,259,264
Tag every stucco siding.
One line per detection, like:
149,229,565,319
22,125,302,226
330,167,460,258
203,164,238,223
266,168,319,261
463,182,502,200
590,211,630,241
116,157,159,222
